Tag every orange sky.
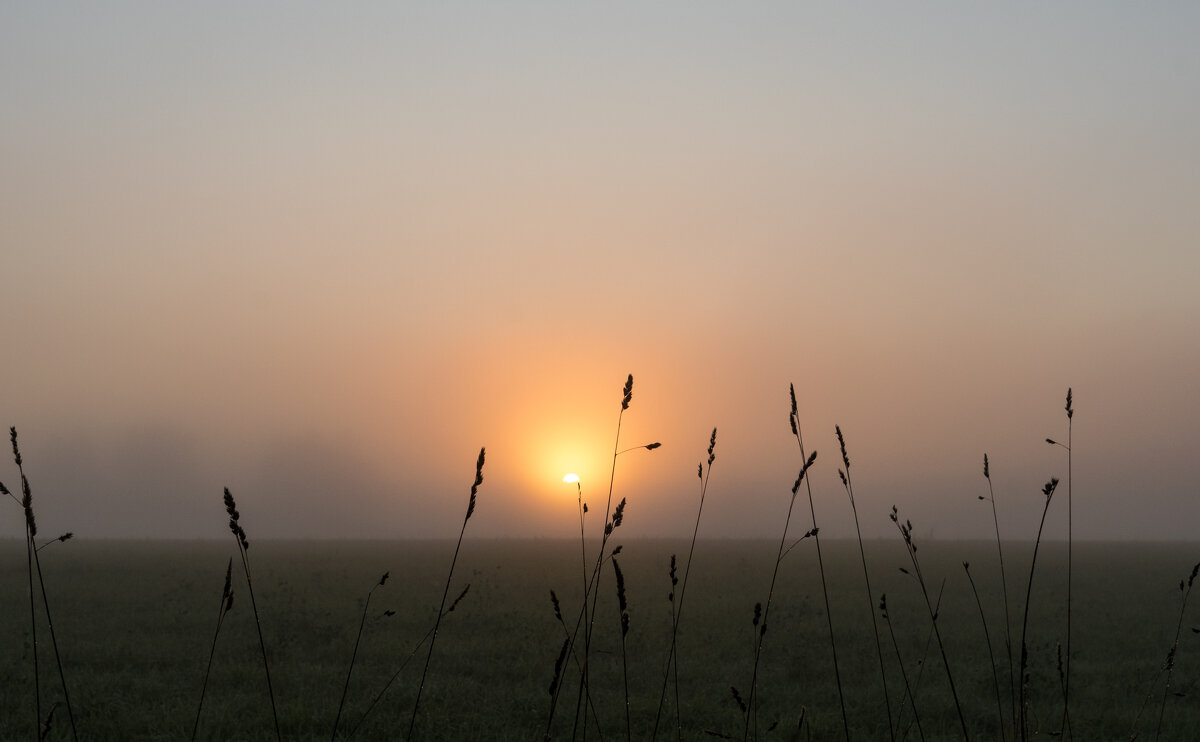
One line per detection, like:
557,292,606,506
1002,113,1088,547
2,3,1198,541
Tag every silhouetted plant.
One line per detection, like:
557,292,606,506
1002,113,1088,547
408,446,485,739
652,427,717,741
744,448,817,741
789,386,850,739
546,374,658,742
965,560,1006,741
612,553,631,742
1047,388,1074,739
836,424,893,740
4,428,78,742
192,558,234,742
223,486,281,742
1156,562,1200,738
331,571,389,741
880,593,924,741
980,453,1016,733
892,505,969,740
344,584,469,741
1018,478,1059,742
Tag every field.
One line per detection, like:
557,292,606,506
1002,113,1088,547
2,537,1197,740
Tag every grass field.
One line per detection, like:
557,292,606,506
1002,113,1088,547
2,537,1197,740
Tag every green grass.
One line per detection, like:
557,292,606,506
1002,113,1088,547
2,538,1197,740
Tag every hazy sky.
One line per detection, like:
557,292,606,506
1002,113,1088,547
2,3,1198,542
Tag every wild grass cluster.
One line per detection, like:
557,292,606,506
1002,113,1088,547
3,379,1199,740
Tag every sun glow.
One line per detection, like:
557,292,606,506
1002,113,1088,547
562,473,580,483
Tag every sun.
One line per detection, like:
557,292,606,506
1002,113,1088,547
562,473,580,484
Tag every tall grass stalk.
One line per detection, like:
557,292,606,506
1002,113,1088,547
192,558,234,742
980,453,1016,732
743,449,817,741
789,386,850,740
879,594,924,741
896,579,946,740
560,375,657,741
652,427,717,741
891,506,969,740
1154,561,1199,739
223,487,282,742
564,375,634,741
407,447,485,740
2,468,40,736
573,476,590,732
1017,477,1059,742
9,428,78,742
1048,388,1074,739
612,554,631,742
331,571,389,742
836,424,893,740
964,561,1005,741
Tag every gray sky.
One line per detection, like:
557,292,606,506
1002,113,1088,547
2,2,1198,541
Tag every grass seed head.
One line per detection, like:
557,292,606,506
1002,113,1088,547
467,447,485,521
448,583,470,613
613,557,628,613
1066,388,1073,419
708,427,717,464
549,637,570,696
835,425,849,470
621,374,633,410
10,426,21,467
983,453,990,479
223,488,249,550
731,686,747,714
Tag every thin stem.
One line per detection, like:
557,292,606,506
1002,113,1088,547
192,560,233,742
652,429,716,741
408,447,484,740
344,587,475,742
880,595,924,742
892,507,969,740
332,575,387,741
837,425,893,741
965,562,1006,742
744,450,816,741
1154,562,1199,740
793,418,849,741
1062,403,1073,740
898,580,945,741
13,434,79,742
984,455,1017,734
1018,479,1059,742
27,522,42,738
236,541,282,742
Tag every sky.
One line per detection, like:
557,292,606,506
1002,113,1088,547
2,2,1198,542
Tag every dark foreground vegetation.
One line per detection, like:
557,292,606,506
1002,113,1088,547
1,539,1197,740
3,381,1198,740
